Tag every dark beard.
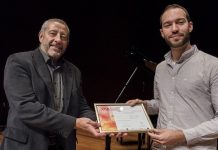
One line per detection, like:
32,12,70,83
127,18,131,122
165,33,190,48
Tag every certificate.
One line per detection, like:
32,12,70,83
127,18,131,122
94,103,153,133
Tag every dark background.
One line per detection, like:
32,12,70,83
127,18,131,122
1,0,218,126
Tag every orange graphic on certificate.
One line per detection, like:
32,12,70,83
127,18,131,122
97,106,117,131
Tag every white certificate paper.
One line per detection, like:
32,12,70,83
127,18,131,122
94,103,153,133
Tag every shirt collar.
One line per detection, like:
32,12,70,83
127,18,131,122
164,45,198,65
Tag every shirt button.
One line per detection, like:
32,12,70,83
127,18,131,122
172,77,175,80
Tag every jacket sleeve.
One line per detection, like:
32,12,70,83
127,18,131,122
78,89,96,121
75,70,96,120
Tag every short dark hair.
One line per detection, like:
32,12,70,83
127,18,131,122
160,4,191,26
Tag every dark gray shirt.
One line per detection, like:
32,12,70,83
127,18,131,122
40,50,64,112
147,45,218,149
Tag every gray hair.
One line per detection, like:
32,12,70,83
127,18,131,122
40,18,70,37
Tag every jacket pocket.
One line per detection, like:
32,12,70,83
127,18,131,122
3,127,29,144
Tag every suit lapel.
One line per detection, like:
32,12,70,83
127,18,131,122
62,62,74,113
32,49,74,112
32,49,54,105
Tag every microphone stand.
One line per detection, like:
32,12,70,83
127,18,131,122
105,134,111,150
115,67,138,103
105,66,138,150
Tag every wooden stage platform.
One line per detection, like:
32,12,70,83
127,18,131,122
0,130,149,150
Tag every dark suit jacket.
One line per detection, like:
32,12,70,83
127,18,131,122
1,48,96,150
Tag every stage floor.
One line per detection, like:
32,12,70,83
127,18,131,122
77,129,149,150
